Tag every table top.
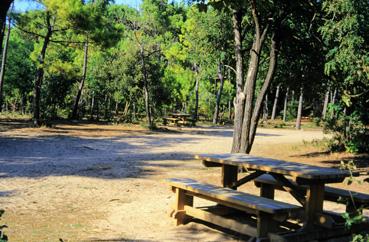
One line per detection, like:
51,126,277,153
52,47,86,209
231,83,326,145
170,113,191,117
195,153,353,183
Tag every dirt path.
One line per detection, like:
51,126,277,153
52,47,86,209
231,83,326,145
0,124,367,241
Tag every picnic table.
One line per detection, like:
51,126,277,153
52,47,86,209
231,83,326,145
163,113,195,126
168,153,369,241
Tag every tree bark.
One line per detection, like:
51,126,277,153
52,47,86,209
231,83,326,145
213,62,224,124
263,94,268,121
231,9,245,153
33,12,52,126
239,2,270,153
0,0,12,54
282,87,289,122
72,41,88,119
322,87,330,119
246,36,278,153
0,15,11,112
228,99,232,121
194,67,200,122
115,101,119,116
271,84,280,120
90,92,94,120
296,87,303,130
140,45,153,128
330,88,337,118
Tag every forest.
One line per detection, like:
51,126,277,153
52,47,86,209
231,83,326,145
0,0,368,153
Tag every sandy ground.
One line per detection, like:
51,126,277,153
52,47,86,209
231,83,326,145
0,123,368,241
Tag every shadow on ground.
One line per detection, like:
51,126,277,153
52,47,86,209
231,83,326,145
85,220,250,242
0,133,200,179
185,126,281,138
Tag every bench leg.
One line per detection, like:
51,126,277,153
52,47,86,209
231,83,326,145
260,183,275,199
173,188,193,225
257,212,276,238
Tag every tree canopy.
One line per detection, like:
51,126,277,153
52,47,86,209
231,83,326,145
0,0,367,153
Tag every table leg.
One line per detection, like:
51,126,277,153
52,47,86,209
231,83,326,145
304,183,325,230
222,165,238,189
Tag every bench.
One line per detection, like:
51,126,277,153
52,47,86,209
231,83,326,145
163,117,179,126
254,174,369,213
168,178,302,239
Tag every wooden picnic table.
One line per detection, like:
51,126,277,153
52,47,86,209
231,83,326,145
195,153,354,233
163,113,195,126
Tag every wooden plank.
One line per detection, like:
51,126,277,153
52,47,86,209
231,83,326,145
257,211,277,237
255,174,369,207
304,183,325,230
174,188,193,225
202,160,222,167
184,205,258,237
186,191,258,215
324,187,369,204
168,178,301,214
260,183,275,199
222,165,238,188
195,153,352,182
271,173,306,206
230,171,264,189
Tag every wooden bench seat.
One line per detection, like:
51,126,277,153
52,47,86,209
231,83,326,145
163,117,179,126
254,174,369,212
168,178,302,239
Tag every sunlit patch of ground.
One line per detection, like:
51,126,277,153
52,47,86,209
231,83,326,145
0,120,367,241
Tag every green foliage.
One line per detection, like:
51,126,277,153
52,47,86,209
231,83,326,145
3,0,366,134
338,160,369,242
320,0,369,155
324,104,369,153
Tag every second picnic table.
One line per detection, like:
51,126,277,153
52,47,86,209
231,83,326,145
163,113,195,126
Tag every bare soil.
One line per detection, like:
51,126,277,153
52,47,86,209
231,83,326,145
0,122,368,241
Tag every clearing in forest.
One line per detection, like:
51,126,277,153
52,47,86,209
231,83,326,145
0,122,368,241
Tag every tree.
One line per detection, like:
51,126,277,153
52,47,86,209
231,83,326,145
0,13,11,111
70,0,122,119
0,0,13,53
320,0,369,152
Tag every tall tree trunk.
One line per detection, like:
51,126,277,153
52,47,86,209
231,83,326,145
0,19,5,57
132,102,136,121
194,68,200,122
322,87,330,119
21,94,26,114
33,12,52,126
296,87,303,130
271,84,280,120
330,88,337,118
140,45,152,128
228,99,232,121
0,15,11,112
72,41,88,119
115,101,119,116
282,87,289,122
246,36,278,153
213,62,224,124
262,94,268,121
0,0,12,54
90,93,94,120
239,3,270,153
96,98,100,121
231,9,245,152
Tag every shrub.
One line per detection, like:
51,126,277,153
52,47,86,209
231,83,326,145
324,104,369,153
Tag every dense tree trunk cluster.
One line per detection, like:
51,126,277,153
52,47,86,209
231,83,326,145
231,1,280,154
